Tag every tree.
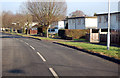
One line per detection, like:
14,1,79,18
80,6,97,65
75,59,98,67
2,11,14,29
94,13,97,16
19,3,33,34
69,10,86,17
24,0,67,38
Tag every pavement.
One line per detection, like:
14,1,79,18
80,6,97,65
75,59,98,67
1,32,119,77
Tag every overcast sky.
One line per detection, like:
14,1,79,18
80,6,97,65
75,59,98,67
1,0,119,16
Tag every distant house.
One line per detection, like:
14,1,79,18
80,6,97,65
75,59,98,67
49,21,65,34
28,22,38,35
68,16,97,29
96,12,120,32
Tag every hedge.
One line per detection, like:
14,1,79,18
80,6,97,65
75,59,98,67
58,29,90,40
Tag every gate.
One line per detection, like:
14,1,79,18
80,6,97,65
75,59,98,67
90,29,100,43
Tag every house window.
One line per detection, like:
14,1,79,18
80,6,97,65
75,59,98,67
99,17,101,23
78,19,81,25
72,19,75,24
104,16,108,23
118,14,120,22
116,15,118,22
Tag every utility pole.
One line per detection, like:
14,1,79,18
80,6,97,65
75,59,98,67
107,0,110,50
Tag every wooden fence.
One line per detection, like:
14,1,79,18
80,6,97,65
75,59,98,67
100,30,120,44
86,30,120,45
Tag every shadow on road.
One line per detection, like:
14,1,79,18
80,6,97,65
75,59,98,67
8,69,25,74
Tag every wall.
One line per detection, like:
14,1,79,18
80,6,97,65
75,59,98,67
30,28,38,35
85,18,97,29
58,21,65,29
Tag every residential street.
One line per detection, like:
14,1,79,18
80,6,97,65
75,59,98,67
2,32,119,77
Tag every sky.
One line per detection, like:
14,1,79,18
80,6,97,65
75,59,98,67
0,0,119,16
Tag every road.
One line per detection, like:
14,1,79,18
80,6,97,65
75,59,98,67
2,33,119,77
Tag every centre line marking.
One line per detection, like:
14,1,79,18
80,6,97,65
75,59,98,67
30,45,35,50
25,42,29,45
37,52,46,62
49,68,59,78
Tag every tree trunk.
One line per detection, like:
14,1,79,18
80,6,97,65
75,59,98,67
27,28,29,35
15,29,17,33
47,27,49,38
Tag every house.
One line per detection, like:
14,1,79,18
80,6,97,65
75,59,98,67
49,21,65,34
96,12,120,32
68,16,97,29
96,12,120,44
28,22,38,35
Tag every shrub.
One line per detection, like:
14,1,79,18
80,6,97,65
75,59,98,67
58,29,90,40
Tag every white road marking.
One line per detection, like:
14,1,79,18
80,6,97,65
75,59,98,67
30,45,35,50
49,68,59,78
37,52,46,62
25,42,29,45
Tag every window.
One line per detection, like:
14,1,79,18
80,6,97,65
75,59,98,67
118,14,120,22
72,19,75,23
116,15,118,22
78,19,81,25
104,15,108,23
99,17,101,23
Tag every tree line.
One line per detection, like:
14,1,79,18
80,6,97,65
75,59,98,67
2,0,86,38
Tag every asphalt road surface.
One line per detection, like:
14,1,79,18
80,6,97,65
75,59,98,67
2,33,119,77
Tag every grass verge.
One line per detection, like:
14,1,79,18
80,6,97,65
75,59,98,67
58,41,120,59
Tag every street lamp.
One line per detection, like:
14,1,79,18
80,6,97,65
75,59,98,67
107,0,110,50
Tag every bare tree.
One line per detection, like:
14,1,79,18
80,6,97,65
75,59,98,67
2,11,14,29
24,0,67,38
19,3,33,34
69,10,86,17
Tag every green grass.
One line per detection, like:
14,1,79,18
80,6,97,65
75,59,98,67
73,39,88,42
58,41,120,59
7,32,58,41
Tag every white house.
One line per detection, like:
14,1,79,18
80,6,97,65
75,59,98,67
96,12,120,31
68,16,97,29
49,21,65,34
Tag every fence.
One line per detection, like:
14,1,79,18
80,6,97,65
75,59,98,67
100,30,120,44
86,30,120,45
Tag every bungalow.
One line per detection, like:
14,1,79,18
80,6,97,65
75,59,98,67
68,16,97,29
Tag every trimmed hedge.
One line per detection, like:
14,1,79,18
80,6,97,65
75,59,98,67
58,29,90,40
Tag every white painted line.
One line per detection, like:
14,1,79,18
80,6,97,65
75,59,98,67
37,52,46,62
30,45,35,50
25,42,29,45
49,68,59,78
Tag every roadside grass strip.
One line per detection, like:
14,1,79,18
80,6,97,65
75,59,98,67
58,41,120,59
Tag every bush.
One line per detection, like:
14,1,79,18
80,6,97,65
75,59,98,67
58,29,90,40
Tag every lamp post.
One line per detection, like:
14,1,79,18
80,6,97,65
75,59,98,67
107,0,110,50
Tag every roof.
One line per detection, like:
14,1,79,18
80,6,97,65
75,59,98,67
96,12,120,16
67,16,97,19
